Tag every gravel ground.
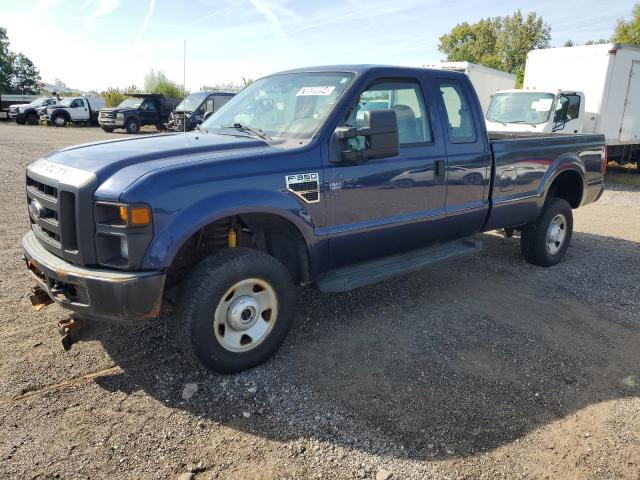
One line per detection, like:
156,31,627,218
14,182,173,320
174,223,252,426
0,122,639,479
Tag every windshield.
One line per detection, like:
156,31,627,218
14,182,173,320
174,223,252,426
117,98,144,109
176,92,208,112
201,72,355,141
29,97,47,106
486,92,555,124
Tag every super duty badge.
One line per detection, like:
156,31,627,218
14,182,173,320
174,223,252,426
285,172,320,204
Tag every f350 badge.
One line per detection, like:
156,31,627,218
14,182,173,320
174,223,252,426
285,172,320,204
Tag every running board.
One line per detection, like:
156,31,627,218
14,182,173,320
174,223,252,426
315,239,481,293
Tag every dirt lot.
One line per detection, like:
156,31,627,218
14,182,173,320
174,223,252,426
1,122,639,479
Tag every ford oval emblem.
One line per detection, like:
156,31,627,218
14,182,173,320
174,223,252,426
29,199,45,219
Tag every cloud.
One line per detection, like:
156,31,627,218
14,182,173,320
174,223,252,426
249,0,286,39
83,0,120,30
135,0,156,46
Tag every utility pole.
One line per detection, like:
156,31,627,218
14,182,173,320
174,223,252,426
183,39,186,133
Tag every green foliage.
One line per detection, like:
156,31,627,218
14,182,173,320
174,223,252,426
563,39,575,47
101,85,140,107
438,10,551,87
584,39,609,45
0,26,40,94
143,69,188,99
613,3,640,45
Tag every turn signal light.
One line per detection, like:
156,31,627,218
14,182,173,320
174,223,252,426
130,207,151,225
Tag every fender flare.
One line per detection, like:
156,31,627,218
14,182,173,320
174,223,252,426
537,154,586,208
142,189,318,270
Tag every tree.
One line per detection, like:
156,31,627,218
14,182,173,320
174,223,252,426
0,27,13,93
613,3,640,45
584,39,609,45
101,85,140,107
144,69,187,98
11,53,40,94
438,10,551,86
563,39,575,47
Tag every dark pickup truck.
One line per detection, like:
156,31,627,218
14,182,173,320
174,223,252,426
98,93,180,133
22,65,605,373
165,91,235,132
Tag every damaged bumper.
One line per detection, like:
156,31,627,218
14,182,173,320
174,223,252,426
22,231,165,324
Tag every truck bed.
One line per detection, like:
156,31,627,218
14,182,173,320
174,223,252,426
483,132,606,231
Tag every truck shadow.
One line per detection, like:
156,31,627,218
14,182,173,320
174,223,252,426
92,230,640,461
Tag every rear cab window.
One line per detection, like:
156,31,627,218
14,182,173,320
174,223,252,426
438,80,477,143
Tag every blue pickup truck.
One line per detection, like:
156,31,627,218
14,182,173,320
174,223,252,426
23,65,606,372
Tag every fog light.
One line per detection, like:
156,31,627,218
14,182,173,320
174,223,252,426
120,237,129,260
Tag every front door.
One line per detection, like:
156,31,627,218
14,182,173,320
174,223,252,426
323,78,447,268
139,99,159,125
70,98,88,121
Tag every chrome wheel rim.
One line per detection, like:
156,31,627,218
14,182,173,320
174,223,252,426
546,213,567,255
54,116,65,126
213,278,278,352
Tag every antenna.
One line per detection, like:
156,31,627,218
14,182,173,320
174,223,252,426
183,39,186,133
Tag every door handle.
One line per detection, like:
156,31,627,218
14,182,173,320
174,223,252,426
435,160,446,182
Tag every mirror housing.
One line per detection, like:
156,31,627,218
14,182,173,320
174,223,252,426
332,109,399,163
203,111,214,121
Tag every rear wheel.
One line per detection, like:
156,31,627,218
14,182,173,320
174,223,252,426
176,248,295,373
125,118,140,134
521,197,573,267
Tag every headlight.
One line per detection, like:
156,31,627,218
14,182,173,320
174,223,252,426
116,113,124,119
94,202,153,269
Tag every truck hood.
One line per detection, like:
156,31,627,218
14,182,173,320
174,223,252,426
41,132,270,185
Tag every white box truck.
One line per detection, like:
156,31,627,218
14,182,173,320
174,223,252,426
486,43,640,164
422,61,516,113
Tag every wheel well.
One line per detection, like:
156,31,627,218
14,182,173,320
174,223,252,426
546,170,583,208
166,213,310,288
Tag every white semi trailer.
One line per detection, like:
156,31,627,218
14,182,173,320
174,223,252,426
486,43,640,164
422,62,516,113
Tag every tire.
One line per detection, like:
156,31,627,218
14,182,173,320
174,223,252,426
52,114,67,127
26,112,38,125
125,118,140,134
101,126,114,133
16,118,25,125
520,197,573,267
176,248,295,373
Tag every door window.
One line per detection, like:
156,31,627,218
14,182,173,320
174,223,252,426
141,100,158,112
556,94,580,121
71,99,84,108
438,81,476,143
205,99,215,113
346,81,431,145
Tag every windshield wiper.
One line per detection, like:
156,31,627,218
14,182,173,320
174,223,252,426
486,117,507,126
219,123,270,140
509,120,538,127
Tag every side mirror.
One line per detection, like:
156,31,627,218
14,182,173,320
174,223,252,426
332,109,399,163
554,98,569,124
203,111,214,121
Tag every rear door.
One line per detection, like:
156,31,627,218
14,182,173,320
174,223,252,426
436,77,491,239
323,76,448,268
620,60,640,142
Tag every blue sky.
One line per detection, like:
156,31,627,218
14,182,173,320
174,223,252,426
2,0,633,92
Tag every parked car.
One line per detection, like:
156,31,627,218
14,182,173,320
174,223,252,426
39,96,105,127
486,43,640,164
22,65,605,373
98,93,181,133
0,93,39,121
9,96,59,125
165,91,235,132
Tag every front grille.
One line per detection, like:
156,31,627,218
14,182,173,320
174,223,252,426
26,174,77,254
100,111,115,119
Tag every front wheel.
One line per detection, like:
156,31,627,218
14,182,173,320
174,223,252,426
176,248,295,373
26,112,38,125
520,197,573,267
101,126,114,133
125,118,140,134
52,114,67,127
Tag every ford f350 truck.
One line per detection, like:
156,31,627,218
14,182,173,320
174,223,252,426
22,65,606,373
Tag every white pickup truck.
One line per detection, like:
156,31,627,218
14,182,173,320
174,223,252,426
39,96,105,127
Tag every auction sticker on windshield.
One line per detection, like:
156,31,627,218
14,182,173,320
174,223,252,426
297,86,336,96
531,98,553,112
